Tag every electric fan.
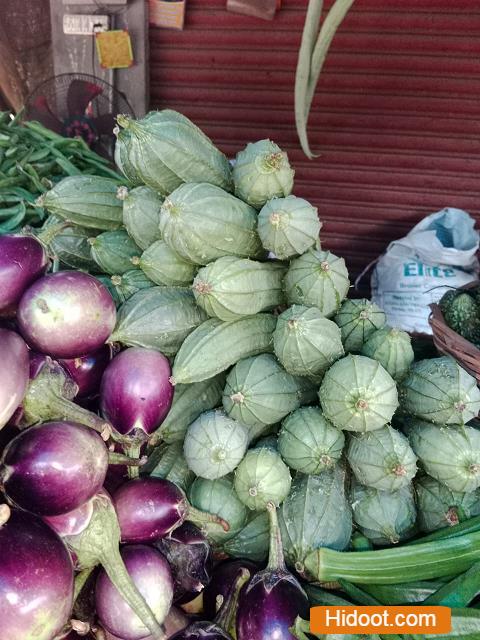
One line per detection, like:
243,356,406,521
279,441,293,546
23,73,135,157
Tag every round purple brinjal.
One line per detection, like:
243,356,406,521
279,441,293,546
104,607,188,640
0,504,74,640
112,477,229,544
0,328,29,429
236,503,309,640
0,233,49,316
17,353,112,437
100,347,173,442
0,420,108,516
203,559,258,619
96,544,173,640
170,567,251,640
17,270,116,358
59,344,112,398
48,490,168,640
154,522,212,604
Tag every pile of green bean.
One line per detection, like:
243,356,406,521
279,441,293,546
0,111,122,234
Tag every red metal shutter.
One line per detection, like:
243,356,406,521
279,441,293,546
150,0,480,276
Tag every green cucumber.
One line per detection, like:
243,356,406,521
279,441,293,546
171,314,276,385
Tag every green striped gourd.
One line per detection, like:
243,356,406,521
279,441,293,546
222,353,301,429
40,175,123,230
222,511,269,562
193,256,285,321
278,406,345,474
159,182,263,265
347,425,417,491
234,448,291,510
406,419,480,493
136,240,197,287
171,314,276,385
334,299,386,353
414,475,480,533
273,305,344,377
279,468,352,572
319,355,399,432
399,356,480,425
89,229,141,275
147,441,194,492
114,126,143,187
350,483,416,546
116,110,233,194
109,270,155,305
232,139,294,209
150,373,226,445
257,195,320,259
110,286,207,355
118,185,163,250
189,476,248,544
46,217,100,272
184,410,249,480
361,326,414,381
285,249,350,317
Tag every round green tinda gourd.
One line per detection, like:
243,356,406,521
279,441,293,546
188,475,248,544
285,249,350,317
257,195,320,259
351,483,416,546
109,270,154,304
319,355,399,432
116,110,233,195
233,139,294,209
274,305,344,377
334,299,386,353
347,425,417,491
110,286,207,355
222,354,301,429
136,240,197,287
159,182,263,265
118,185,163,250
193,256,285,321
406,419,480,493
89,229,141,275
234,448,291,510
184,410,249,480
415,474,480,534
361,326,414,381
40,175,124,230
399,356,480,425
279,468,352,572
278,406,345,474
222,511,270,562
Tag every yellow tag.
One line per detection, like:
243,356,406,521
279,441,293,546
95,30,134,69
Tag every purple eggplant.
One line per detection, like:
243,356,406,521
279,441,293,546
16,352,112,437
170,567,251,640
0,420,108,515
0,504,74,640
236,503,309,640
0,234,49,316
96,544,173,640
104,607,188,640
112,477,229,544
48,490,168,640
154,522,212,604
0,328,29,429
17,270,116,358
59,344,112,398
203,559,258,619
100,347,173,440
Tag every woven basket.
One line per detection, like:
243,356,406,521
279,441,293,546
429,281,480,383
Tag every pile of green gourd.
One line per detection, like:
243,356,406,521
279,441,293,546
35,109,480,637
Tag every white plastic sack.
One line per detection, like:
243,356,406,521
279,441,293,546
371,208,479,334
